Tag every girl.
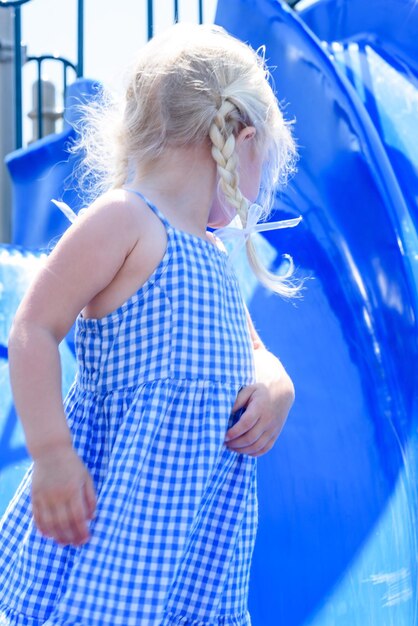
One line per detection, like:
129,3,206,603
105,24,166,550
0,23,304,626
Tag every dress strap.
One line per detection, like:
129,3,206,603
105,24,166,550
123,188,172,230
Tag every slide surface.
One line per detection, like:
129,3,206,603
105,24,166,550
299,0,418,230
215,1,418,625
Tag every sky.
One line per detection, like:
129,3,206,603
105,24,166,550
21,0,218,143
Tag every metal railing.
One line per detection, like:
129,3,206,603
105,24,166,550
0,0,84,149
25,55,77,141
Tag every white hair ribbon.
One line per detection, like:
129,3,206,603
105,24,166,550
213,203,303,264
51,199,88,223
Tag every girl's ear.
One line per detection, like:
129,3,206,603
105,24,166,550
235,126,257,146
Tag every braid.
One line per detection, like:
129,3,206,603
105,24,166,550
209,99,249,227
209,98,307,300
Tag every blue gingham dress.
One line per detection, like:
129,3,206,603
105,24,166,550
0,190,258,626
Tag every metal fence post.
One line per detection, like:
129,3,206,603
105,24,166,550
77,0,84,77
147,0,153,40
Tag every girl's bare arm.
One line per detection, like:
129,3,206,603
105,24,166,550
9,196,140,456
8,193,140,544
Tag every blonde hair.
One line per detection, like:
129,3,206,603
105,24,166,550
68,23,307,299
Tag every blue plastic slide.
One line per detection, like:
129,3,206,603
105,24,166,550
299,0,418,230
214,1,418,625
5,78,101,250
1,1,417,625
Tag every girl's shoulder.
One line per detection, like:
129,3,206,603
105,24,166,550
79,188,150,232
71,188,166,256
18,189,164,341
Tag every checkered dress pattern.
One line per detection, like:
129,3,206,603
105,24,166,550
0,189,258,626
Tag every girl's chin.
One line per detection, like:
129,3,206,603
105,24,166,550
207,202,236,229
208,216,233,229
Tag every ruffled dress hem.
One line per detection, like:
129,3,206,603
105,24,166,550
0,605,251,626
0,604,41,626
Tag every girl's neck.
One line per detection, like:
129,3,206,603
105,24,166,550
129,144,217,238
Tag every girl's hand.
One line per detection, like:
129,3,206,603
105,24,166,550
232,306,295,457
224,375,295,457
31,445,97,546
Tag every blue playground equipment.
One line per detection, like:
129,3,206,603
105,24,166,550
1,1,417,625
5,78,102,250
